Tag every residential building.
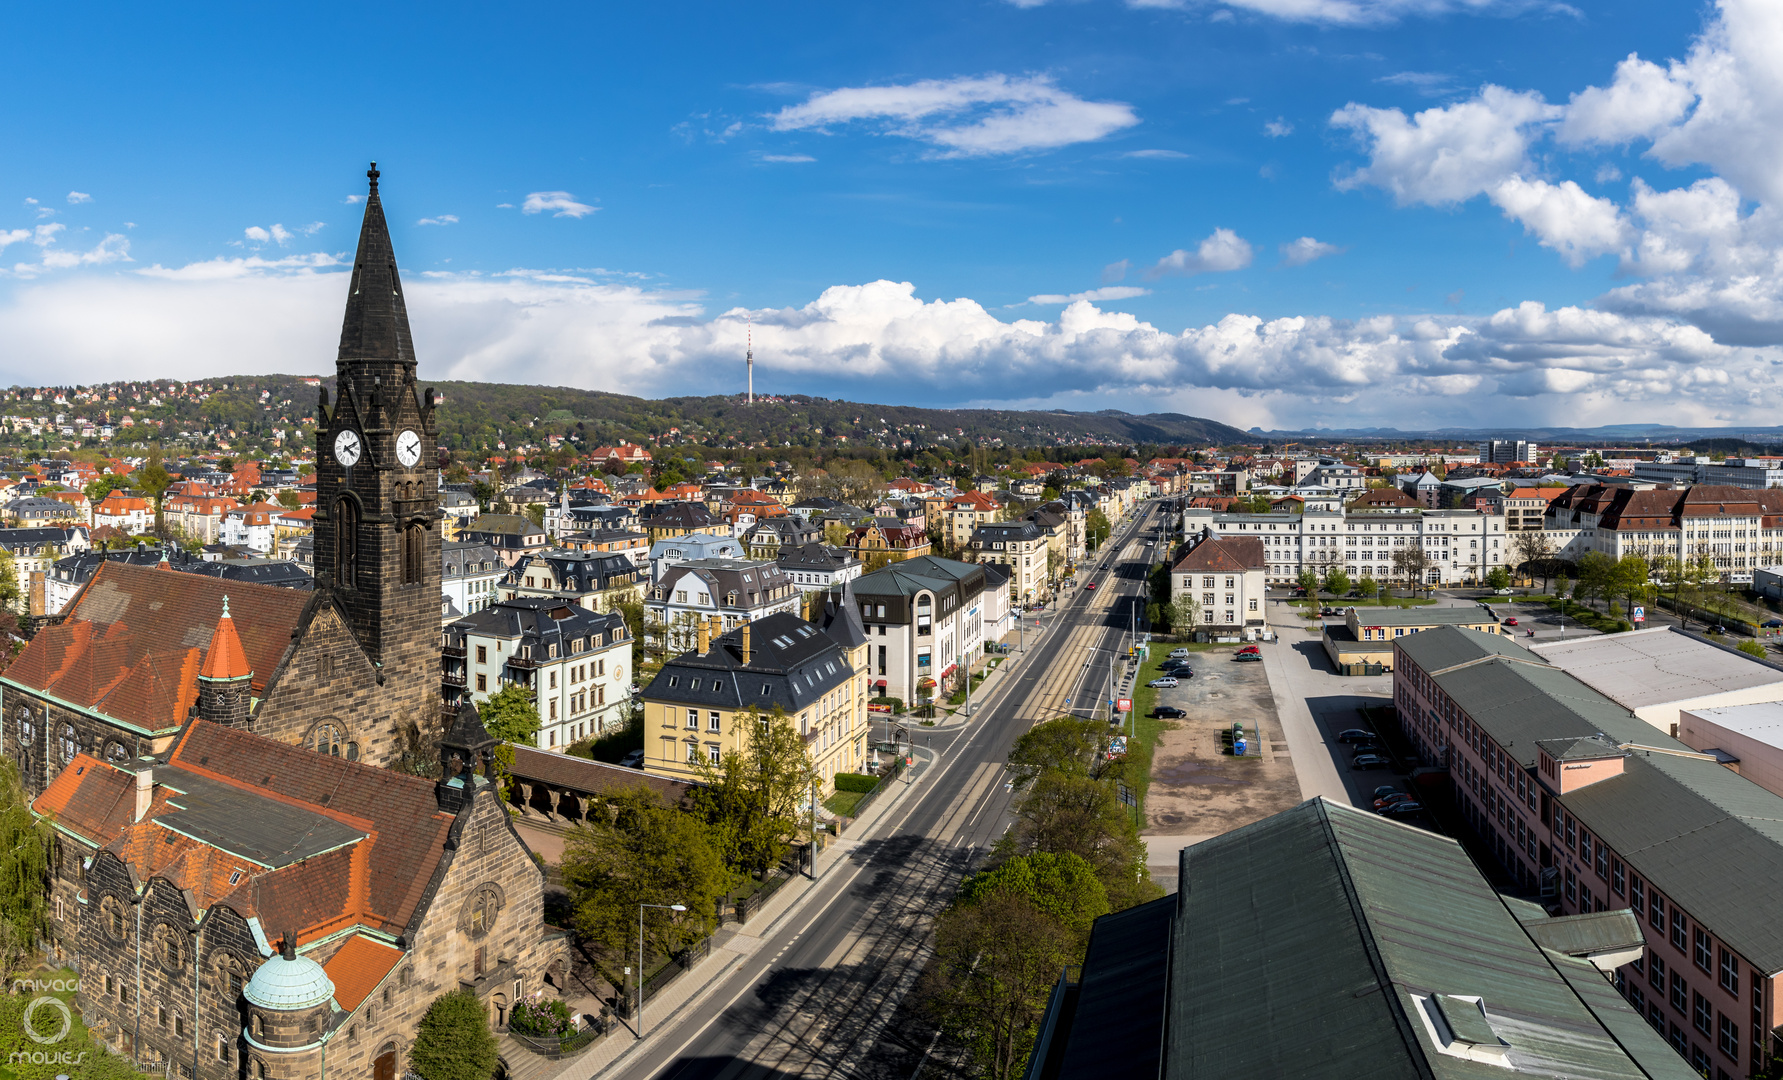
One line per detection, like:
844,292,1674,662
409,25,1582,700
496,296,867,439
3,496,86,526
588,441,652,464
443,540,504,617
646,559,800,657
967,518,1049,602
648,533,745,582
559,528,650,567
163,491,239,544
638,500,728,543
1181,504,1508,587
852,555,989,705
1170,532,1265,632
41,545,312,616
1481,438,1542,464
776,542,862,592
743,516,821,561
640,601,868,791
1025,797,1691,1080
438,487,479,538
1530,628,1783,736
1322,604,1503,672
1486,486,1570,531
92,490,152,534
941,491,1002,550
499,549,646,613
443,597,631,745
459,514,549,566
1393,626,1783,1078
847,518,932,569
1298,459,1366,490
1546,484,1783,579
1346,486,1422,513
219,501,283,553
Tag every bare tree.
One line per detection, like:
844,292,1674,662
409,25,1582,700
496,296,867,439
1511,530,1554,589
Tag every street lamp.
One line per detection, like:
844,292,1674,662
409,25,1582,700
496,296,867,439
637,902,687,1037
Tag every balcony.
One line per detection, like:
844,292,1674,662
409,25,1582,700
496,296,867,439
442,644,466,658
506,654,540,669
442,672,467,687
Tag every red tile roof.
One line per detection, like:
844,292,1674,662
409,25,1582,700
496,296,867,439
324,935,405,1011
1173,535,1266,573
200,608,251,681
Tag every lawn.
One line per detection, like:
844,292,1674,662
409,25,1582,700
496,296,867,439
823,789,867,816
1123,651,1186,826
1285,596,1437,609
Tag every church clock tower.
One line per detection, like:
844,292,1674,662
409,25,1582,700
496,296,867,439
314,163,443,677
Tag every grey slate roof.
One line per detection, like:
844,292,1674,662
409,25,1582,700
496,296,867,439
446,596,626,653
643,611,855,715
505,550,641,593
776,543,859,574
150,767,366,868
442,540,502,577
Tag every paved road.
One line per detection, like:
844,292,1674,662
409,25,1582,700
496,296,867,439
596,505,1162,1080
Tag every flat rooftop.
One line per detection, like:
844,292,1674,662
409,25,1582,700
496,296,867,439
1531,627,1783,709
1348,605,1499,628
1685,702,1783,751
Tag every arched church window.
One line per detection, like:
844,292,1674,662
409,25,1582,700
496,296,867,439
309,722,349,757
403,521,426,584
334,498,359,589
104,741,129,765
58,725,76,763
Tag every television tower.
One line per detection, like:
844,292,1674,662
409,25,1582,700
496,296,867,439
746,313,754,404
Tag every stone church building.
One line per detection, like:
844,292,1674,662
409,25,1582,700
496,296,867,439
6,166,565,1080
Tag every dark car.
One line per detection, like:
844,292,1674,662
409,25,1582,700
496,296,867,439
1371,784,1400,801
1379,801,1425,818
1373,792,1416,811
1349,740,1383,755
1337,729,1375,744
1152,706,1187,719
1233,652,1263,663
1764,619,1783,629
1350,753,1392,770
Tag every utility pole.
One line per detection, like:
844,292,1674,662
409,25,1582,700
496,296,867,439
808,778,817,880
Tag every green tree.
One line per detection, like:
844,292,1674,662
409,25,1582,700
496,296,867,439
137,445,173,535
1085,509,1111,552
1511,529,1554,588
82,475,126,507
922,889,1079,1080
1005,717,1104,790
409,991,499,1080
0,548,20,616
1168,595,1200,639
1357,576,1379,599
1324,567,1352,597
692,706,816,877
1614,553,1652,620
1738,639,1767,658
479,683,540,745
1575,551,1616,613
275,489,301,510
956,852,1109,939
523,503,546,528
1295,568,1320,604
1002,768,1157,911
0,759,51,974
822,521,851,548
560,785,726,971
1484,566,1511,591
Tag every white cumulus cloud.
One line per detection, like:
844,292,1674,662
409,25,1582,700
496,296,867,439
1024,286,1151,304
1488,177,1630,267
417,215,460,226
521,192,598,218
66,192,92,204
768,74,1139,157
760,154,816,163
1145,229,1254,278
1331,85,1560,205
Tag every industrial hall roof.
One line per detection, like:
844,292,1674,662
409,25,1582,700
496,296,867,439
1531,626,1783,711
4,561,311,735
1026,798,1694,1080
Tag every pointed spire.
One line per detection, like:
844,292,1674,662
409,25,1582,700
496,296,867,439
337,161,417,364
200,596,252,681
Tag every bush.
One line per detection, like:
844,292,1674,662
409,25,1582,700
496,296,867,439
410,991,498,1080
833,772,880,794
1739,639,1768,658
870,695,904,713
509,997,575,1039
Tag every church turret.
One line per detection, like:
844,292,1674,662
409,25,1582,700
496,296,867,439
313,163,442,674
436,699,497,813
198,596,253,726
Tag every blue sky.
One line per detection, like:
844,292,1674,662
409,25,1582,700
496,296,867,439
2,0,1776,431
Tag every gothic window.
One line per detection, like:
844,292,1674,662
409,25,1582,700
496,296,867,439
104,741,129,765
153,924,183,970
213,952,248,999
57,724,75,763
16,707,34,753
334,497,359,589
307,722,357,761
99,895,126,941
403,521,426,584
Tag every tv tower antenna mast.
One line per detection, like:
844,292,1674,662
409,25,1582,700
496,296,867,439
746,313,754,405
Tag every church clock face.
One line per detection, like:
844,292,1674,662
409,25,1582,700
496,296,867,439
395,429,422,468
333,428,362,467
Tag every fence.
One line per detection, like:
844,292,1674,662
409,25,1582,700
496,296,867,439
611,937,713,1018
508,1018,609,1060
843,757,905,823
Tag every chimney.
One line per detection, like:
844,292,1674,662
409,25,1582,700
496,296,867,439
741,622,752,666
698,617,711,655
133,767,153,823
27,571,43,620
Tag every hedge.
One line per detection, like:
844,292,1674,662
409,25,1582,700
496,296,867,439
833,772,880,794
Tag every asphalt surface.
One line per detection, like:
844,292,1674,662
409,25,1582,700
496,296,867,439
599,504,1161,1080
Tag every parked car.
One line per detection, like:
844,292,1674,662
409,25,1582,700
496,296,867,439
1233,653,1263,663
1493,588,1513,595
1162,666,1194,678
1379,801,1425,818
1338,728,1376,744
1350,741,1383,757
1374,792,1416,811
1153,706,1187,719
1147,677,1179,688
1169,648,1191,659
1236,645,1261,656
1764,619,1783,629
1371,784,1401,801
619,749,646,769
1502,617,1519,627
1350,753,1392,770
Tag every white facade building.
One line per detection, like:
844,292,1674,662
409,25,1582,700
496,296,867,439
1180,505,1509,586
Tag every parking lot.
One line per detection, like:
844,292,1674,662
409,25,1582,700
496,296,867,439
1140,646,1303,889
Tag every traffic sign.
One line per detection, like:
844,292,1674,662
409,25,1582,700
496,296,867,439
1117,698,1133,713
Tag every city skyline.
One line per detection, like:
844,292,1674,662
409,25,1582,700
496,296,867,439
0,0,1770,431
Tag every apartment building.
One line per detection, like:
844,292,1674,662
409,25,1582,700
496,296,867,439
1481,439,1542,465
640,602,868,792
442,597,631,747
852,555,991,706
967,518,1049,601
941,490,1001,550
1546,484,1783,579
1393,627,1783,1079
499,549,646,613
646,558,800,656
1181,505,1508,587
1171,533,1265,632
442,540,504,616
